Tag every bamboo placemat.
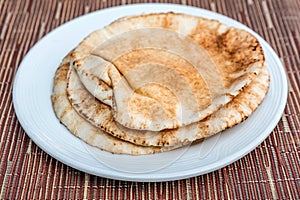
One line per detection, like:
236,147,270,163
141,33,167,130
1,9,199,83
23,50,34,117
1,0,299,199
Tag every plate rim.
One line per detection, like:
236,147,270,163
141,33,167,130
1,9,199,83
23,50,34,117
12,3,288,182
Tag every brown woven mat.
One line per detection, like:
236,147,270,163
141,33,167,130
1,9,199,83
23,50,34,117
1,0,299,199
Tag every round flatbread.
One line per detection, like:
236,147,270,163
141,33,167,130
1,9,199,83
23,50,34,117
71,13,265,131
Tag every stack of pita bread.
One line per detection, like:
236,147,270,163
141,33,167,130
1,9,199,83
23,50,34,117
51,13,270,155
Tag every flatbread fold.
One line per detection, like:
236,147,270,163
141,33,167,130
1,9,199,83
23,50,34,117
51,54,177,155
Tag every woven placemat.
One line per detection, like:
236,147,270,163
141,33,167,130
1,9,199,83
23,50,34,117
1,0,299,199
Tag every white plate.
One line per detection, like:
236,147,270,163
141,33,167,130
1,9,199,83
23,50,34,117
13,4,288,182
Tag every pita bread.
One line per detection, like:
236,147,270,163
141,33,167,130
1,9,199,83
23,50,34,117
71,13,265,131
67,60,269,147
51,54,179,155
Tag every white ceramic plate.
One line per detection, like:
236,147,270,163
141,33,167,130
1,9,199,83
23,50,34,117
13,4,288,182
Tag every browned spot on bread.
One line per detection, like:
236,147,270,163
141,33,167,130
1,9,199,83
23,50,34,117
189,23,264,88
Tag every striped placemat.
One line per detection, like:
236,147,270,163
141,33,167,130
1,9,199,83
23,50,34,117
1,0,299,199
